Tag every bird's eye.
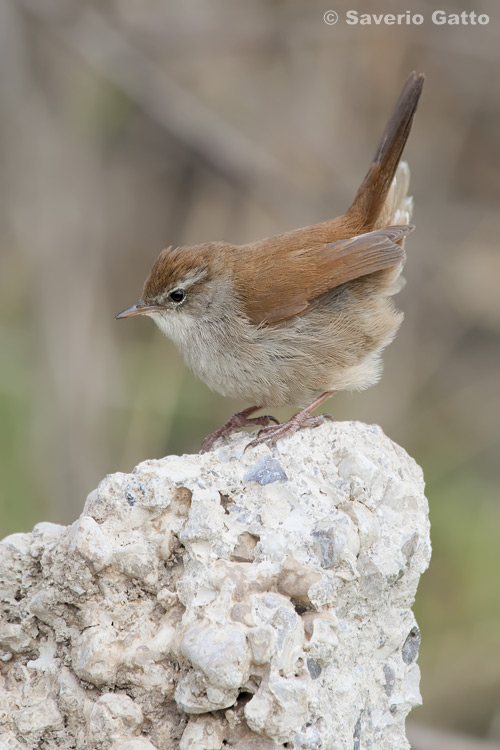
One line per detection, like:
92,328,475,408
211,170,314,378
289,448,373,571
169,289,185,304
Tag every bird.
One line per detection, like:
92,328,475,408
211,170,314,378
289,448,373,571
117,72,424,452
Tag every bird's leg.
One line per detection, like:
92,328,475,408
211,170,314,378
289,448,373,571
246,391,334,450
201,406,280,452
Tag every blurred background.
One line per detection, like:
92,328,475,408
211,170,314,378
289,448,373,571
0,0,499,746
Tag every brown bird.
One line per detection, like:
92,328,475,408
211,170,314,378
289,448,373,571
117,72,424,451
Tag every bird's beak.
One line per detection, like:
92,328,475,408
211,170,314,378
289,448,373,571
115,301,159,319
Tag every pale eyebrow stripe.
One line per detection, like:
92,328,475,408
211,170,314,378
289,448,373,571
176,267,208,289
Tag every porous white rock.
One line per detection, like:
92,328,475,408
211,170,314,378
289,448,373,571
0,421,430,749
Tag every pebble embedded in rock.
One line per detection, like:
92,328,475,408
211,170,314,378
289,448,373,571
243,456,288,485
402,625,421,664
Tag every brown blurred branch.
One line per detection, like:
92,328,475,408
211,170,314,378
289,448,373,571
17,0,314,221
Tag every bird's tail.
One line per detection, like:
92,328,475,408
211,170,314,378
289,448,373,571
348,72,424,230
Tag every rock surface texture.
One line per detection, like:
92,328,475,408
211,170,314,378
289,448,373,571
0,422,430,750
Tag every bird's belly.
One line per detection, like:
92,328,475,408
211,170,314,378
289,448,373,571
177,322,310,406
172,280,403,408
180,326,376,408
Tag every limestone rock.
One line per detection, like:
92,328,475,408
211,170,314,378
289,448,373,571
0,421,430,749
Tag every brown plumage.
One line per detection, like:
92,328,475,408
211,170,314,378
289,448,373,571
117,72,424,450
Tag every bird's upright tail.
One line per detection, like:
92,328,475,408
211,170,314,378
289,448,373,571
347,72,424,231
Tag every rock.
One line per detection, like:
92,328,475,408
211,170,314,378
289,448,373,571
402,625,421,664
71,624,121,686
180,624,251,690
0,533,31,606
179,714,225,749
277,556,322,608
0,622,34,653
69,516,112,573
243,456,288,485
13,699,63,735
111,740,157,750
312,510,360,570
88,693,143,746
0,421,430,749
232,532,259,562
245,671,309,742
174,671,239,714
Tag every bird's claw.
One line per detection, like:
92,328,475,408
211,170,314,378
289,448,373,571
245,413,333,450
201,409,279,452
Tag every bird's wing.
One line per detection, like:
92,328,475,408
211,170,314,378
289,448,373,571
239,225,413,326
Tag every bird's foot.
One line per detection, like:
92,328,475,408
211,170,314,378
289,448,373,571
201,406,279,452
246,413,332,450
244,391,335,450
